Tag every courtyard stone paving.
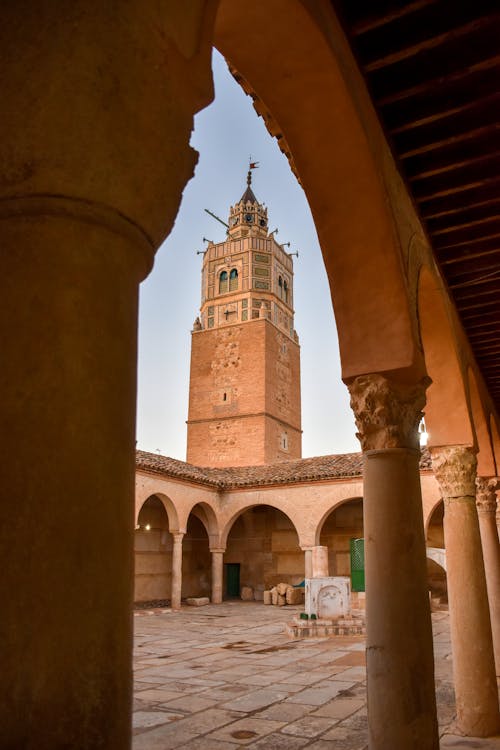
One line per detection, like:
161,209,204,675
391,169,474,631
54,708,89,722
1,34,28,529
133,602,500,749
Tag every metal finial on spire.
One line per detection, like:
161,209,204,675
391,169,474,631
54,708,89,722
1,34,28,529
248,159,259,186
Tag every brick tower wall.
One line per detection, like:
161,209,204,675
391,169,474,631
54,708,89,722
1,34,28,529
186,318,301,467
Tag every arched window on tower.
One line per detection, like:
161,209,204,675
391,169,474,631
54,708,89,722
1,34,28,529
219,270,228,293
278,276,283,298
229,268,238,291
283,280,289,304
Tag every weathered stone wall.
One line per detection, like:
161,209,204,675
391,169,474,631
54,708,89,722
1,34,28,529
187,319,301,466
320,499,363,577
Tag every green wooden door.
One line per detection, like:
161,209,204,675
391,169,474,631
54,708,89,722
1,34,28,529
226,563,240,597
350,538,365,592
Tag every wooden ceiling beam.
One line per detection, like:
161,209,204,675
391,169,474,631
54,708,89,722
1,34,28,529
423,198,500,221
407,151,500,181
388,93,500,135
416,175,500,202
375,55,500,106
432,215,500,237
350,0,438,35
399,124,499,159
365,19,494,72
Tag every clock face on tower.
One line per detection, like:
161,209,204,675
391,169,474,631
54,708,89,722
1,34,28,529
259,218,266,227
245,214,253,223
231,216,238,225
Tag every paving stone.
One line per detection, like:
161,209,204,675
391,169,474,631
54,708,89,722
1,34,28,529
328,666,366,681
332,651,366,666
179,738,240,749
281,715,335,738
249,732,311,749
311,697,365,719
286,681,356,706
208,717,285,744
132,710,180,730
132,603,491,750
440,736,500,748
132,722,199,749
256,702,315,722
222,687,291,712
135,688,184,703
166,694,219,713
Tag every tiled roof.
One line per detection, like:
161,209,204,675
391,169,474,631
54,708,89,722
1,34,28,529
136,449,432,490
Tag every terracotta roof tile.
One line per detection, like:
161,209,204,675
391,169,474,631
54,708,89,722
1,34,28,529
136,449,432,489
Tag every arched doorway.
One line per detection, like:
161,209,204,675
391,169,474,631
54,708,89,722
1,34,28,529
224,505,302,599
426,501,447,608
182,507,212,600
319,497,364,579
135,495,172,603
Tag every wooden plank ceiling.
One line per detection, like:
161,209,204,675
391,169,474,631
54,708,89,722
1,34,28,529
332,0,500,411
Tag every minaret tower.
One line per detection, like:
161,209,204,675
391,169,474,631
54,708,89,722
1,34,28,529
186,166,302,467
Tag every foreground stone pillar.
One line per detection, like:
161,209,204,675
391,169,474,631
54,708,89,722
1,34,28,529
476,478,500,676
431,448,500,735
0,4,216,748
211,548,225,604
349,374,438,750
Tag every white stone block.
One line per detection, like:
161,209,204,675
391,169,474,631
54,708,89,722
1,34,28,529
305,577,350,620
186,597,210,607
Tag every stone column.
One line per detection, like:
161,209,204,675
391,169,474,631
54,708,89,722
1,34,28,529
211,548,225,604
0,5,216,747
311,546,329,577
171,533,185,611
431,448,500,736
348,374,438,750
304,548,313,579
476,477,500,676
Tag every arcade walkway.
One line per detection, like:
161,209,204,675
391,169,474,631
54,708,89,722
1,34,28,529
133,602,500,749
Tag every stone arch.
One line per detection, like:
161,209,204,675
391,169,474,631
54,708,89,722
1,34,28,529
425,500,444,548
317,497,364,579
182,504,214,600
424,497,445,539
135,491,180,531
184,501,220,546
417,264,472,447
221,502,301,548
468,367,496,476
134,495,173,603
315,496,364,546
214,0,424,381
425,500,447,606
490,415,500,476
223,503,303,596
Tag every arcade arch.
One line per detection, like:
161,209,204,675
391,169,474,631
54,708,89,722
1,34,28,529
319,497,363,579
417,264,472,447
182,509,212,600
134,495,172,603
224,505,302,598
425,501,447,605
468,367,496,477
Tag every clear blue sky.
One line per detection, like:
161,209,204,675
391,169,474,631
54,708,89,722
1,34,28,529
136,51,358,460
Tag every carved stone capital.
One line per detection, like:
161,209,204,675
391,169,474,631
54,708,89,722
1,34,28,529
430,446,477,499
347,373,430,451
476,477,499,513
